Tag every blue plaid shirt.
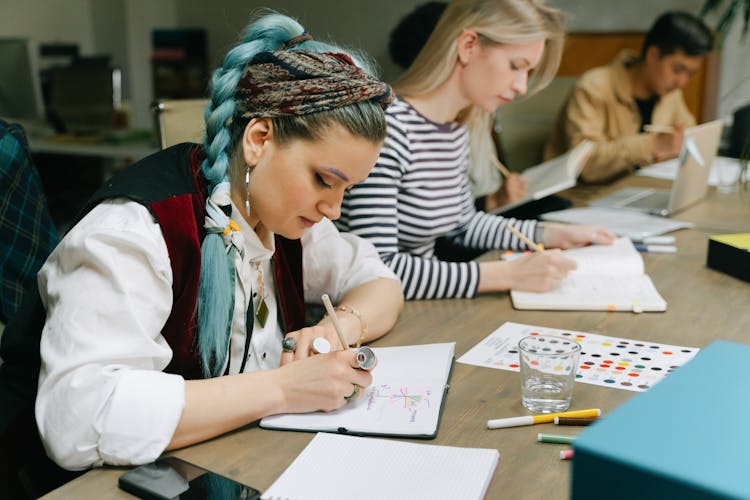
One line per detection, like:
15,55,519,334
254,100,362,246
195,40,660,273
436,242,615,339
0,120,59,324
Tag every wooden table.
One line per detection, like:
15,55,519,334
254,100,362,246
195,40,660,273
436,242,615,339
42,179,750,499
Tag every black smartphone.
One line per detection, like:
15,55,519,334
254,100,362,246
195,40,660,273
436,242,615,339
118,456,261,500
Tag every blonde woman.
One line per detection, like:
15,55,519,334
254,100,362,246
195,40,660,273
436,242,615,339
338,0,614,300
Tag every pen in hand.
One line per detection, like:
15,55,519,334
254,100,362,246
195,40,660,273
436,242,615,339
322,293,377,371
321,293,349,350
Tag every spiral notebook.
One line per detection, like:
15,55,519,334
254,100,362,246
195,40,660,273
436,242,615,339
262,433,499,500
260,343,455,439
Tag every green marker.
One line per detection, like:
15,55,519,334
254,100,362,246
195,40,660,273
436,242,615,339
537,433,576,444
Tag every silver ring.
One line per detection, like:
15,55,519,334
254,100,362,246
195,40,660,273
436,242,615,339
344,384,360,401
281,337,297,353
355,346,376,371
311,337,331,354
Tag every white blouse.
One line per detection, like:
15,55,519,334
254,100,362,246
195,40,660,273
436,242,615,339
35,198,397,470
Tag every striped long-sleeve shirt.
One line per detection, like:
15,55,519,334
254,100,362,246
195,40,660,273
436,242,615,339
337,97,538,300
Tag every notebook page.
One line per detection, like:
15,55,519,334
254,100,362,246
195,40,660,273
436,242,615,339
511,274,667,311
563,237,644,276
260,343,455,436
262,433,500,500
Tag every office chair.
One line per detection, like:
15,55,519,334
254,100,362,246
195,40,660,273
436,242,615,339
152,99,208,149
496,77,578,170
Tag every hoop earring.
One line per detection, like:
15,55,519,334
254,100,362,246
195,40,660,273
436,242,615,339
244,164,251,217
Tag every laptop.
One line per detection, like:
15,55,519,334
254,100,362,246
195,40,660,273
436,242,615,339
589,119,724,216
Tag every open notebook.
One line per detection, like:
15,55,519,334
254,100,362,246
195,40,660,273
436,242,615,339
492,140,592,214
509,238,667,312
262,433,499,500
260,343,455,438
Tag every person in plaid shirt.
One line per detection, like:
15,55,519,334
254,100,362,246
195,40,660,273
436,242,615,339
0,120,59,325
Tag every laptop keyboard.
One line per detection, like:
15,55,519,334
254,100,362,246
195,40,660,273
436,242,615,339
627,190,670,210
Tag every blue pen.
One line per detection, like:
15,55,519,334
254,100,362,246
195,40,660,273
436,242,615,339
635,245,677,253
630,236,676,245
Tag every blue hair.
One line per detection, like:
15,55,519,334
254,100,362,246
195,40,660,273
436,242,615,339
196,11,385,377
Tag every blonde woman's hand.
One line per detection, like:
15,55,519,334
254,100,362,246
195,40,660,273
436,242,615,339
478,250,577,293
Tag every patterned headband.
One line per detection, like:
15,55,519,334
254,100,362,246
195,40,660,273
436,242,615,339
235,49,393,118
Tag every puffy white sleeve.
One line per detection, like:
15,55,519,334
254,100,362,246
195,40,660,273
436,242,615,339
35,199,185,470
302,218,398,305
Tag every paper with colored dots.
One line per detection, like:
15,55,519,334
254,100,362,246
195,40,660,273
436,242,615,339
457,322,698,392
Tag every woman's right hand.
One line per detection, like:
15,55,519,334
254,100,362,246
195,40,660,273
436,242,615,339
272,349,372,414
478,250,577,293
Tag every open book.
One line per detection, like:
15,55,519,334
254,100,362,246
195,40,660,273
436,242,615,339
492,140,592,214
262,433,499,500
260,343,455,438
509,238,667,312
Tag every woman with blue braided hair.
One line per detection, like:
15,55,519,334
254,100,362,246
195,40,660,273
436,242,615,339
0,12,402,483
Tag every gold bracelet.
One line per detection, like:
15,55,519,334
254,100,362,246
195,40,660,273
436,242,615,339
336,305,367,348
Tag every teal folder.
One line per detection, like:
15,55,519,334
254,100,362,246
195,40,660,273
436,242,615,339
572,340,750,499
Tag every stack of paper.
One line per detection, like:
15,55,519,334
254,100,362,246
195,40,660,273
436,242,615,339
541,207,692,239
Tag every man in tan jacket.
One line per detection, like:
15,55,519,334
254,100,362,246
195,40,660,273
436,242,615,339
544,11,713,184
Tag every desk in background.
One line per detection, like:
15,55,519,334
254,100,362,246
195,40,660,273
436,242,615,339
29,135,157,162
41,177,750,500
27,133,159,232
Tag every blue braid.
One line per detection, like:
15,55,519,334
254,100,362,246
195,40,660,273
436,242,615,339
196,13,312,377
196,12,368,377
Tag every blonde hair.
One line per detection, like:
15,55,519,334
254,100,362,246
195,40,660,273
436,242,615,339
395,0,565,197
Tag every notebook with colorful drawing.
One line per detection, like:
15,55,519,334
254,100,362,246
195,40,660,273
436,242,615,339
260,343,455,439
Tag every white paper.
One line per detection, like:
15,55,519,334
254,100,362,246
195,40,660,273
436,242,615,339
260,343,455,437
541,207,693,239
262,433,500,500
637,156,749,186
457,322,698,392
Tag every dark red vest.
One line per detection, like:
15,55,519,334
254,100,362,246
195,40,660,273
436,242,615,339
93,143,306,378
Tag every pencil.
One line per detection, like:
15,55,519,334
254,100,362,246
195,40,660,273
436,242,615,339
321,294,348,350
487,408,601,429
504,223,544,251
491,156,512,177
644,124,675,134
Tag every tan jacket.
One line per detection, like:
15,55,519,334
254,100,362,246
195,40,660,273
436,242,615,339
544,50,695,184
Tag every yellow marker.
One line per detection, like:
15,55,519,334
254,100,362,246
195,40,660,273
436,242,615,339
487,408,601,429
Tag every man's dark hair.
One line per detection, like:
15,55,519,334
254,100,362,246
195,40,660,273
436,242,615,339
642,11,714,58
389,1,448,70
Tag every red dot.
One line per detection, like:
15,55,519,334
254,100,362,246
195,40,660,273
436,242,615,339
509,364,519,368
663,351,673,355
615,366,626,370
603,360,613,364
599,364,609,368
580,365,591,370
628,373,639,377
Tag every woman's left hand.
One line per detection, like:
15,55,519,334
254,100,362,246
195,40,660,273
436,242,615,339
542,223,616,249
280,323,351,366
